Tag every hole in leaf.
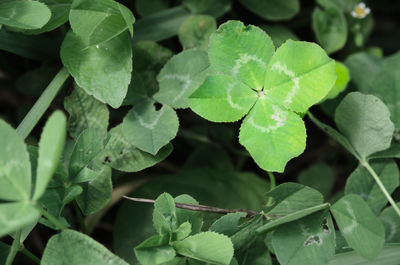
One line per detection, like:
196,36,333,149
103,156,112,163
321,218,330,234
154,102,162,111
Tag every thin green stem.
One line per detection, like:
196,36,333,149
16,67,69,139
5,230,21,265
36,205,67,230
73,201,87,234
266,172,276,206
361,159,400,217
20,247,40,264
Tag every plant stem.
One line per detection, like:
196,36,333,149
266,172,276,206
122,196,282,218
36,205,67,231
361,159,400,217
73,201,87,234
20,247,40,264
5,230,21,265
16,67,69,139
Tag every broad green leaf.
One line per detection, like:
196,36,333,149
76,165,112,215
0,202,40,237
64,84,109,139
239,98,306,172
239,0,299,21
327,244,400,265
136,0,170,17
264,40,337,113
100,125,173,172
208,20,274,90
69,0,135,46
335,92,395,159
132,41,173,95
60,31,132,108
345,160,399,214
123,71,150,106
41,229,129,265
33,111,66,200
153,193,177,236
189,74,258,122
175,195,203,235
331,194,385,260
322,62,350,100
370,143,400,159
0,119,31,201
135,235,176,265
122,100,179,155
256,203,331,234
264,183,324,215
272,211,336,265
298,163,335,198
155,49,211,109
261,25,299,47
0,0,51,30
236,237,272,265
312,7,347,54
178,15,216,50
173,232,234,265
380,203,400,243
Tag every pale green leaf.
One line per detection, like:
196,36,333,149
380,203,400,243
331,194,385,260
239,97,306,172
178,15,216,50
135,235,176,265
122,100,179,155
64,84,109,139
173,232,234,265
153,193,177,236
345,160,399,214
335,92,395,159
100,125,173,172
208,20,274,90
298,163,335,198
0,0,51,30
33,111,66,200
0,201,40,238
272,211,336,265
41,229,129,265
155,49,211,109
69,0,135,46
0,119,31,201
60,30,132,108
322,61,350,100
189,74,258,122
264,40,337,113
239,0,299,21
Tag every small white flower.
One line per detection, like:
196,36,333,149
351,2,371,19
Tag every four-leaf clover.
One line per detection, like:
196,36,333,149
189,20,337,172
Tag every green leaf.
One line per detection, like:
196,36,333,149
264,183,324,215
322,61,350,100
0,242,10,264
155,49,211,109
178,15,216,50
0,201,40,238
173,232,234,265
312,6,347,54
345,160,399,214
174,195,203,235
100,125,173,172
64,84,109,139
0,119,31,201
380,203,400,243
209,212,247,236
135,235,176,265
272,211,336,265
42,229,129,265
136,0,170,17
60,30,132,108
370,143,400,159
33,111,66,200
181,0,231,18
327,244,400,265
239,98,306,172
239,0,299,21
335,92,395,159
189,74,258,122
261,25,299,47
331,194,385,260
208,20,274,90
0,0,51,30
122,100,179,155
69,0,135,46
298,163,335,198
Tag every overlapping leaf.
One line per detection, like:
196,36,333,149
189,20,336,172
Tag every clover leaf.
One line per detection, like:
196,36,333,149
189,20,336,172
